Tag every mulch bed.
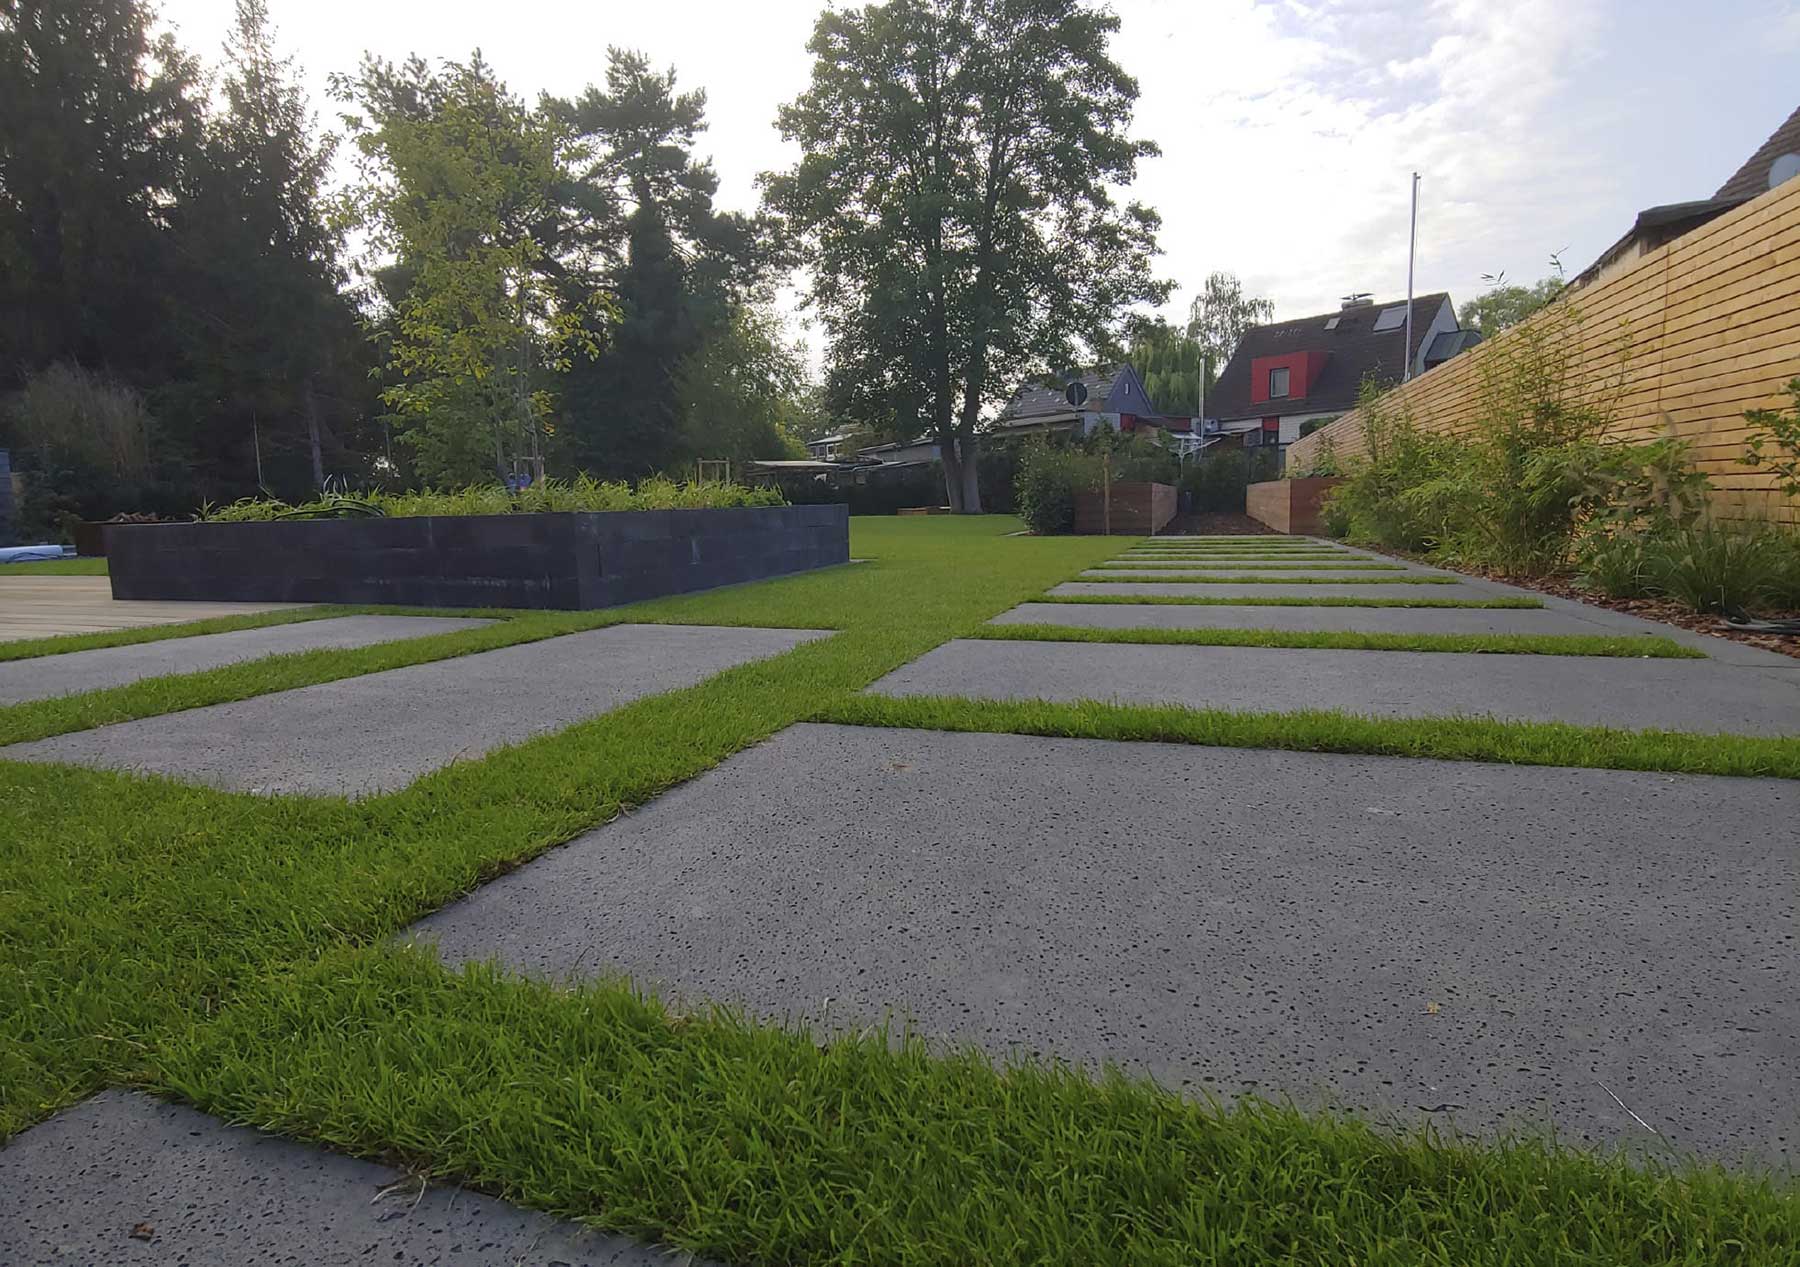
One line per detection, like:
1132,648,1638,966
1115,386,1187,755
1394,555,1800,662
1158,512,1280,536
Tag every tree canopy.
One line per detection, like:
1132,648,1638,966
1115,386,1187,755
1462,275,1566,339
765,0,1167,512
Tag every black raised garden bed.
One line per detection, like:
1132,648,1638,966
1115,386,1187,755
107,505,849,611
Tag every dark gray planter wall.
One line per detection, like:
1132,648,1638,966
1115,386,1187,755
108,505,848,610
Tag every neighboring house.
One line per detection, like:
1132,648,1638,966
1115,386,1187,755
856,438,942,465
987,364,1193,441
803,430,859,460
1204,292,1472,456
1571,103,1800,291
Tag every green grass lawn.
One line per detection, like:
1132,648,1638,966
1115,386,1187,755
973,622,1704,658
4,516,1795,1263
0,556,108,576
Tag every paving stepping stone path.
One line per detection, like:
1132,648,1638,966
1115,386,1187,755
409,722,1795,1161
6,531,1797,1259
0,1091,688,1266
0,614,494,705
1,622,829,797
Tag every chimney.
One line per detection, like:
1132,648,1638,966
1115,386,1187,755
1340,293,1373,310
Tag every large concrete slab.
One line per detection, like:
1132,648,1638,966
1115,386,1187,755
0,614,494,705
1,623,829,797
866,638,1800,734
988,601,1659,637
0,574,307,642
0,1090,688,1265
1052,581,1507,601
409,724,1798,1161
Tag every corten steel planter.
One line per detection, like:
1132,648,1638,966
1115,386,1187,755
1245,477,1344,535
107,505,849,611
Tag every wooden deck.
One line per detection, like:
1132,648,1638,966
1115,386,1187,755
0,575,308,643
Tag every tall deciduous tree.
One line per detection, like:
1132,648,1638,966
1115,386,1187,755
1185,271,1273,392
765,0,1167,513
333,54,592,484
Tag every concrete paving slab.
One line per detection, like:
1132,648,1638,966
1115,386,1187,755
0,614,494,705
866,638,1800,733
1051,581,1506,601
0,1090,689,1266
988,602,1655,637
1081,569,1448,580
1,623,829,797
408,723,1798,1161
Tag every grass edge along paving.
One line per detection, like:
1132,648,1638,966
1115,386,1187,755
972,622,1704,658
1079,572,1461,585
6,519,1794,1264
1042,592,1546,609
820,692,1800,781
147,941,1800,1266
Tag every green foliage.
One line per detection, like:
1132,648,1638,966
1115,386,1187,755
1014,443,1099,535
674,303,812,465
1461,274,1566,339
766,0,1168,512
1290,434,1341,477
1185,270,1274,382
1638,523,1784,613
1738,376,1800,500
333,54,596,485
1574,534,1653,599
0,0,375,509
197,476,784,522
1125,318,1204,415
1323,384,1461,552
554,50,776,480
1182,450,1249,512
1327,305,1701,576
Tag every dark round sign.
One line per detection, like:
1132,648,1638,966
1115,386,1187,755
1064,379,1089,407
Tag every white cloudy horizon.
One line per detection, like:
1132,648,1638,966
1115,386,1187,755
154,0,1799,347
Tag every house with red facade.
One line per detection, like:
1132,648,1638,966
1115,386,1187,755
1203,292,1475,460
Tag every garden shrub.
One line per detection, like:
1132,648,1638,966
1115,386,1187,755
1640,523,1782,613
1739,377,1800,500
1013,443,1099,535
199,475,786,522
1322,383,1463,553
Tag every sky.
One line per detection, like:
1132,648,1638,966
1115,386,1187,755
154,0,1800,350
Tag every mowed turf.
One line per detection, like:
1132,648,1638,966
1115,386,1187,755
4,520,1795,1264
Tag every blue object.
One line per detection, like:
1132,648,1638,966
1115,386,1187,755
0,544,71,564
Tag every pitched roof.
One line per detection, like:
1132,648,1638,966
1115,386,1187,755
997,366,1125,421
1714,104,1800,203
1205,294,1449,422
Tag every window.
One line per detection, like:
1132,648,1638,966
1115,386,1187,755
1242,428,1262,447
1372,305,1407,332
1268,366,1290,398
1324,316,1340,330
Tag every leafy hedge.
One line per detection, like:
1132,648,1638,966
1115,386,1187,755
198,476,786,522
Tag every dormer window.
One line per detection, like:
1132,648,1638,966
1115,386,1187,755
1268,366,1290,398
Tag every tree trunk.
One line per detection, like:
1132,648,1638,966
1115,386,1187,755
957,432,982,513
940,434,966,513
303,377,325,493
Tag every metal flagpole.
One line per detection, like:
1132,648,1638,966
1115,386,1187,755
1404,171,1419,382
